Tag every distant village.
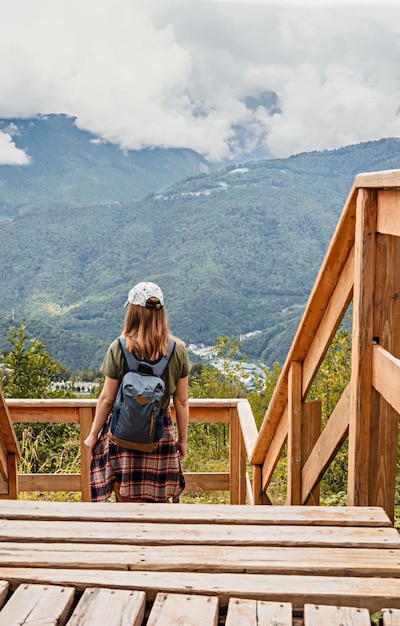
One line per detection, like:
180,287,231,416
52,381,100,395
187,330,266,391
51,331,266,395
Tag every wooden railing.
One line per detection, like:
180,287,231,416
251,169,400,522
4,397,258,504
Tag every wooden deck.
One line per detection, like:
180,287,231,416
0,501,399,624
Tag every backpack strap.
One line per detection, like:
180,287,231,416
118,337,176,378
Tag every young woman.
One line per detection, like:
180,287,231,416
84,281,190,502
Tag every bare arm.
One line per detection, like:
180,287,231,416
84,376,119,458
173,374,189,459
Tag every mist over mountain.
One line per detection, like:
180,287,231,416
0,114,212,220
1,116,400,372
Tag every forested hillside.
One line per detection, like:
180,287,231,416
1,136,400,371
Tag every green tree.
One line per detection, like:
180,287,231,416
3,324,60,399
189,336,248,400
2,324,78,476
307,325,352,501
247,361,281,429
185,336,250,495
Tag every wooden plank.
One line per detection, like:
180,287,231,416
301,401,321,505
355,169,400,188
302,246,354,397
7,399,97,410
287,362,302,505
236,408,247,505
246,472,254,505
8,398,236,424
18,473,81,493
185,473,229,492
301,384,349,504
236,400,258,462
0,500,392,527
226,598,292,626
0,519,397,547
382,608,400,625
0,581,8,609
304,603,370,625
147,593,219,626
66,587,145,626
372,345,400,414
2,568,400,612
171,399,234,424
348,188,377,506
79,407,93,503
377,189,400,236
252,465,263,505
369,386,398,524
370,231,400,521
0,476,7,497
6,454,18,500
0,439,8,482
2,543,400,576
0,583,75,626
0,387,20,456
17,472,230,494
9,405,82,424
230,407,241,505
261,406,287,492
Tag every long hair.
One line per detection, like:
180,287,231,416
122,298,171,360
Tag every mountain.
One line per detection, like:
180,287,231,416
1,135,400,372
0,114,212,220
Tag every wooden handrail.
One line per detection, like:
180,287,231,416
251,169,400,521
4,397,257,504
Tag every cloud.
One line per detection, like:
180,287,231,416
0,0,399,161
0,128,31,165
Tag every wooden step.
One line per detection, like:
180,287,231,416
66,587,146,626
0,583,74,626
0,500,392,527
226,598,293,626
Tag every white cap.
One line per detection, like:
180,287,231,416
124,281,164,309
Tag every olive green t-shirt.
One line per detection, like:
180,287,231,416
100,337,190,409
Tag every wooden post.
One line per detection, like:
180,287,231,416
238,429,247,505
79,407,94,502
287,362,302,504
348,189,377,506
301,400,322,505
368,191,400,521
6,453,18,499
230,407,246,504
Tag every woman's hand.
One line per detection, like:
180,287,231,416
84,376,119,459
84,432,99,459
173,375,189,461
176,438,187,459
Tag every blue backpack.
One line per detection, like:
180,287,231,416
108,337,176,452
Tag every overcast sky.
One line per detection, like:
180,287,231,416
1,0,399,164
